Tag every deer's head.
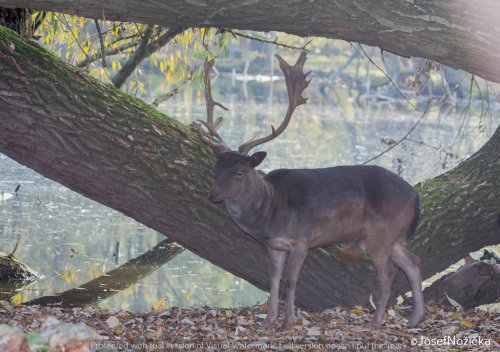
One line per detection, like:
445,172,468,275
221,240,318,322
197,53,310,203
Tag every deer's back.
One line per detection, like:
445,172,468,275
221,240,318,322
264,165,416,214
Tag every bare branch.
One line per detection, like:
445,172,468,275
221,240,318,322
354,44,416,109
223,29,311,52
111,26,185,88
94,19,106,67
75,40,139,68
362,99,433,165
55,13,91,64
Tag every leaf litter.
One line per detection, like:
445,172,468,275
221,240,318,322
0,301,498,351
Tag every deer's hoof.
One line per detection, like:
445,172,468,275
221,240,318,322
363,320,382,331
259,318,277,330
279,319,295,331
407,313,424,327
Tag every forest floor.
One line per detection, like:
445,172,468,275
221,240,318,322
0,302,498,351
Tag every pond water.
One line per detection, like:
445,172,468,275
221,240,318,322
0,76,498,311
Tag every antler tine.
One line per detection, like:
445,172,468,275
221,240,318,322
238,52,310,155
196,58,231,154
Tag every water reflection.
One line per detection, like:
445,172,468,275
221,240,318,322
0,77,498,311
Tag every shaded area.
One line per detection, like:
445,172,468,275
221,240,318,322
0,251,40,282
28,240,183,307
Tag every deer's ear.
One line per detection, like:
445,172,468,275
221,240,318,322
249,151,267,167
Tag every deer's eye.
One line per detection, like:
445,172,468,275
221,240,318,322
236,170,244,176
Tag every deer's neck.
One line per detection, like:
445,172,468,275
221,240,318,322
224,173,277,239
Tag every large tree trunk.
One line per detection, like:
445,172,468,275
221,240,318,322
0,27,498,310
0,0,499,83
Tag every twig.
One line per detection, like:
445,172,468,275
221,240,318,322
405,138,440,150
75,40,139,68
362,99,433,164
353,44,415,109
473,76,484,129
223,29,311,52
94,19,107,67
384,329,415,339
55,14,91,64
151,71,194,106
453,75,474,144
8,241,19,257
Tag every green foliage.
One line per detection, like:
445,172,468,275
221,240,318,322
34,12,232,96
26,332,49,352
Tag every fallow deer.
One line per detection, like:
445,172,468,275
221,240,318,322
196,52,425,330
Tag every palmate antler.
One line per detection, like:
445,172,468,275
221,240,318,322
197,58,231,154
238,52,310,155
198,53,310,155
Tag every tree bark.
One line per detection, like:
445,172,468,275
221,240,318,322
1,0,500,83
0,27,498,310
424,261,500,309
0,252,40,282
423,261,500,309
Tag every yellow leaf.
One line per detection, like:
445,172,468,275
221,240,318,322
11,293,28,306
152,298,165,312
460,320,475,328
349,307,365,315
160,61,165,73
112,61,117,71
185,291,191,301
197,89,201,98
58,272,71,283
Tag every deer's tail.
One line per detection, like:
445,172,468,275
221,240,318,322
407,193,420,238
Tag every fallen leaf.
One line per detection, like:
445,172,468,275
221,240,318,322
105,316,120,329
459,320,475,328
349,307,365,315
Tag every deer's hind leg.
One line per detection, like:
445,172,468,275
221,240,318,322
364,227,398,329
369,254,397,329
391,242,425,326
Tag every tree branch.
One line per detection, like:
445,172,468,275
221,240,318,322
93,18,106,67
28,240,183,307
1,0,499,83
111,26,185,88
223,29,311,52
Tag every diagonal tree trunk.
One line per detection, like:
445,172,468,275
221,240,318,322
0,0,499,83
28,240,183,307
0,27,498,310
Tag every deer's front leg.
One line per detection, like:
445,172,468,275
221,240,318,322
282,247,307,331
261,248,286,329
